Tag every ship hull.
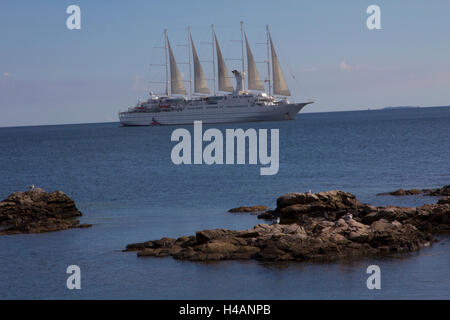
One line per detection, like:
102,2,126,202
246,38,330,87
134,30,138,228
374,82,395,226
119,103,310,126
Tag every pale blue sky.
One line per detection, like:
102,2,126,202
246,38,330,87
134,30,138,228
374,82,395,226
0,0,449,126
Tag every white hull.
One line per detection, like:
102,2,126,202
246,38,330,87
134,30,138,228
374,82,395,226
119,103,309,126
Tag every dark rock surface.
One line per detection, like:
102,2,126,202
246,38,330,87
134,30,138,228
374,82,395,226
259,190,450,234
258,190,364,222
377,185,450,197
228,205,268,213
126,190,449,262
0,188,91,235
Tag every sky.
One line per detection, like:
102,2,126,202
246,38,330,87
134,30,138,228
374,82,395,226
0,0,449,127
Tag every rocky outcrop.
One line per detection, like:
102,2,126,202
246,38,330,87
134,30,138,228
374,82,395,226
258,190,366,222
125,219,430,262
377,185,450,197
0,188,91,235
126,190,448,262
228,205,268,213
359,203,450,234
258,190,449,234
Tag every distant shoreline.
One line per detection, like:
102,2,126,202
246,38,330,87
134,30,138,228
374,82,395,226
382,106,421,110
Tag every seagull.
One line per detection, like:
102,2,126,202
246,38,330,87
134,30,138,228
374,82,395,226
29,184,35,191
343,213,353,221
308,189,312,194
271,217,281,225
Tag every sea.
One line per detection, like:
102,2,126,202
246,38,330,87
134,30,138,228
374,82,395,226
0,106,449,299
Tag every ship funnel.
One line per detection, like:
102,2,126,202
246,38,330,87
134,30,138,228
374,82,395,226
232,70,244,95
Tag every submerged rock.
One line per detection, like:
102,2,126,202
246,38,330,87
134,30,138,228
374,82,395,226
427,185,450,196
126,190,448,262
0,188,91,235
377,185,450,197
228,205,268,213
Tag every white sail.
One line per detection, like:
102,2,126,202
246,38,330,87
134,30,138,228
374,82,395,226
269,33,291,96
190,35,210,94
167,38,187,95
245,34,264,91
214,33,234,92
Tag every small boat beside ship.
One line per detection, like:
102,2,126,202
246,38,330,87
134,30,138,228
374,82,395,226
119,23,312,126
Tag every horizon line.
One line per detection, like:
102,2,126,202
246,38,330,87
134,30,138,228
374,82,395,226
0,105,449,129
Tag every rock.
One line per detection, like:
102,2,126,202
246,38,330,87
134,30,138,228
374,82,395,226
203,241,238,254
371,219,392,233
0,188,90,235
392,189,407,196
267,189,449,234
377,185,450,197
124,241,153,252
126,189,449,262
257,210,277,220
348,230,369,243
437,197,450,205
428,185,450,196
377,188,418,196
126,217,431,262
196,229,233,244
276,192,320,209
257,244,287,261
153,237,176,248
228,205,268,213
361,211,380,224
263,190,374,225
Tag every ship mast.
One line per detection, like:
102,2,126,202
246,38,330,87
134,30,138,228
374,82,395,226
240,21,246,91
266,25,272,96
187,26,193,99
164,28,169,96
211,24,217,95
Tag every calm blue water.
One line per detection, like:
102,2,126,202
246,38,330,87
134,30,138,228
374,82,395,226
0,107,449,299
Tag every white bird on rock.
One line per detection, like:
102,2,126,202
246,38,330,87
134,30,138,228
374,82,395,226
343,213,353,221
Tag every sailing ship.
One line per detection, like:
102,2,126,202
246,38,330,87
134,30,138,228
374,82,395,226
119,23,312,126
